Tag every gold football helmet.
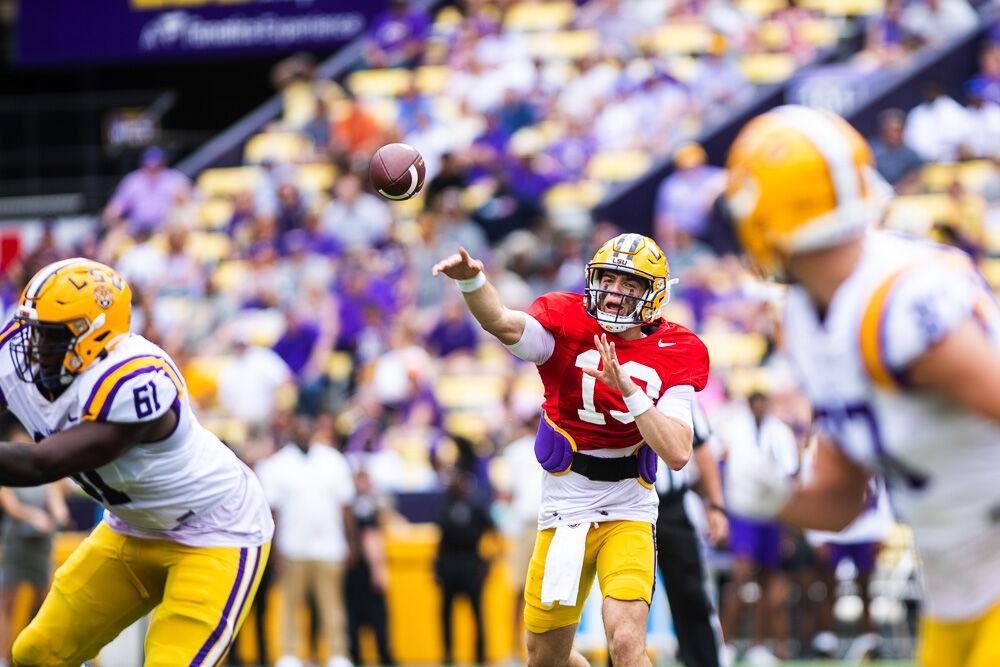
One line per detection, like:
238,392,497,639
584,233,675,333
725,105,891,281
11,258,132,394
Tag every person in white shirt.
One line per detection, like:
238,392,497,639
719,391,799,663
901,0,977,45
320,172,392,250
217,332,295,426
904,82,977,162
259,415,357,667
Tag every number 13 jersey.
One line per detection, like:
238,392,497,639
528,292,709,528
0,327,273,548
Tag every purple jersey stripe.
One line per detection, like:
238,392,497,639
213,545,263,666
0,320,22,351
93,366,161,422
190,547,248,667
81,355,155,416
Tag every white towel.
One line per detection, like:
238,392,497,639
540,522,590,606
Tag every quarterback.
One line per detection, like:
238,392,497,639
433,234,709,667
724,105,1000,666
0,258,273,666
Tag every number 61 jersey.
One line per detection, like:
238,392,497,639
0,326,273,548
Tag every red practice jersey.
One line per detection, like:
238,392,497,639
528,292,709,451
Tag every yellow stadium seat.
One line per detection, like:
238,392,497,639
921,160,995,195
980,259,1000,290
526,30,600,59
199,198,234,230
435,374,507,410
282,81,320,129
296,163,338,194
543,180,606,211
738,0,790,17
414,65,453,95
185,232,232,263
196,166,262,198
504,1,575,31
644,23,712,54
326,351,354,382
758,21,792,50
364,97,401,126
244,131,310,164
797,18,840,47
740,53,796,83
799,0,884,16
433,5,464,34
346,68,412,98
586,150,652,182
700,332,768,367
211,260,249,293
666,55,700,82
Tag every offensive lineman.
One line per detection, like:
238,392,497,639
433,233,710,666
0,258,273,666
723,105,1000,666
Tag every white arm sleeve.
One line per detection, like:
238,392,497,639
656,385,695,430
504,313,556,365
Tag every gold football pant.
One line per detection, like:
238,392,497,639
12,522,269,667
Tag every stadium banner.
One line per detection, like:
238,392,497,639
17,0,385,65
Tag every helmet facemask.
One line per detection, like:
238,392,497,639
584,267,674,333
11,308,91,398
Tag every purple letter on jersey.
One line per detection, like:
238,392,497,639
534,416,574,474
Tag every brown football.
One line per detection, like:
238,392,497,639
369,143,426,201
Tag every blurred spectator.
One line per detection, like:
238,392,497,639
434,470,494,665
964,80,1000,159
273,308,336,415
364,0,431,69
720,391,800,663
423,153,469,209
102,146,192,235
302,98,333,154
276,183,309,235
904,82,975,162
0,430,69,664
968,42,1000,105
346,469,396,666
435,188,489,258
691,35,752,115
218,331,295,427
425,297,479,357
396,82,433,136
655,142,727,255
321,172,393,250
861,0,912,67
871,108,924,188
333,98,384,157
902,0,977,46
259,415,356,667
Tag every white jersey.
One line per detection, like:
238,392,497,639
0,330,273,548
784,231,1000,620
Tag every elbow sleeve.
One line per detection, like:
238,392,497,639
504,313,555,364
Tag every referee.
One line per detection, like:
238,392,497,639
656,401,729,667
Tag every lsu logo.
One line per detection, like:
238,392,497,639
94,286,115,309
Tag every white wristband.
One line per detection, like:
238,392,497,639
456,272,487,293
623,389,654,417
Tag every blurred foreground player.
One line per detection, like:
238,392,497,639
433,233,709,666
724,105,1000,667
0,259,273,666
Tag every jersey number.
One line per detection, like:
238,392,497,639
575,349,661,425
133,381,161,419
72,470,131,505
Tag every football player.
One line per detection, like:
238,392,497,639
0,259,273,666
723,105,1000,667
433,233,709,666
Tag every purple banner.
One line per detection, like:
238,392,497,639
17,0,386,66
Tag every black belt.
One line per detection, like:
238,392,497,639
571,452,640,482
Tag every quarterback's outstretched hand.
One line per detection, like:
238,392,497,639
431,247,484,281
583,334,640,398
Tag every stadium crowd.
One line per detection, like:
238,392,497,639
0,0,998,664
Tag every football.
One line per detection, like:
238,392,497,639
369,143,426,201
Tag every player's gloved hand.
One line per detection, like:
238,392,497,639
724,443,792,520
431,247,484,281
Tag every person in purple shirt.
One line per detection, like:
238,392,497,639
103,146,191,235
426,299,479,358
364,0,431,69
